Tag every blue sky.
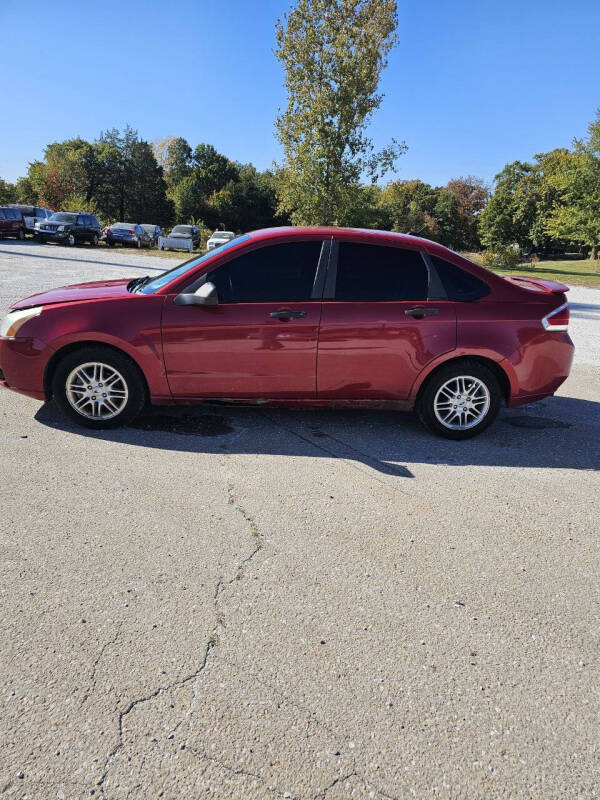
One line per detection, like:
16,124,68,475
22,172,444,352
1,0,599,188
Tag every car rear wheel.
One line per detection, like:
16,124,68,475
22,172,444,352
91,233,98,246
18,229,25,240
52,346,146,429
417,361,502,440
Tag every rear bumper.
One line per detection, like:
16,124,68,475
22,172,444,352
506,332,574,407
0,336,48,401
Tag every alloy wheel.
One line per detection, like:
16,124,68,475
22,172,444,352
66,362,129,420
433,375,490,431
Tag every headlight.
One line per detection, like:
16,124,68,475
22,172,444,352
0,307,44,339
57,225,65,231
34,221,41,229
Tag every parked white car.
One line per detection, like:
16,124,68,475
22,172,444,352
206,230,235,251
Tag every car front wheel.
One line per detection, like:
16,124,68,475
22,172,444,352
417,361,502,440
52,347,146,429
66,233,75,246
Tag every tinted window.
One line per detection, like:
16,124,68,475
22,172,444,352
50,213,77,223
90,216,99,227
429,255,490,301
208,241,322,303
335,243,428,301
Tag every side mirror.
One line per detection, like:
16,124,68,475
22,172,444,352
174,281,218,306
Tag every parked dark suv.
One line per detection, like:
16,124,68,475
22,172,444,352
35,212,101,246
0,207,26,240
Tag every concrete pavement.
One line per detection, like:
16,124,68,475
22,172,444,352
1,240,599,799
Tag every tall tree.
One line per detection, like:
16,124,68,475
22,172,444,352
445,176,490,250
544,112,600,262
275,0,405,225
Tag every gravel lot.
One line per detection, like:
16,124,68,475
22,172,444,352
1,240,599,799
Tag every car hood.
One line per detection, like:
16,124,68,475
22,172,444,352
10,279,133,311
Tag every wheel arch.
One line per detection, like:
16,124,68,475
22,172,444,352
413,354,513,407
43,341,150,400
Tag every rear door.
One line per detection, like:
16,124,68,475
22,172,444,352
161,239,327,399
317,240,456,399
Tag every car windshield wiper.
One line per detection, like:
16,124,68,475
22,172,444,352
127,275,151,293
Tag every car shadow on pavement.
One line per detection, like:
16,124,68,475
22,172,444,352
33,393,600,477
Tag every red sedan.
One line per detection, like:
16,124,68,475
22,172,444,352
0,227,573,439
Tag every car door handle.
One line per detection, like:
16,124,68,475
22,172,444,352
269,309,307,320
404,307,439,318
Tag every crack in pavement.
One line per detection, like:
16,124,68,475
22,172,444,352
97,466,265,798
80,624,122,707
185,745,301,799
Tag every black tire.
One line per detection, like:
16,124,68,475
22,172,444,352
91,233,98,246
66,233,75,247
416,360,502,440
18,229,25,240
51,346,147,429
137,238,141,249
108,240,114,247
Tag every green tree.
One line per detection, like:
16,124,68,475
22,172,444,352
275,0,405,225
478,161,534,249
445,176,489,250
544,113,600,262
0,178,17,204
379,179,437,237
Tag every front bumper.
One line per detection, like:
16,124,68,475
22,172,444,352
36,228,70,241
0,336,48,401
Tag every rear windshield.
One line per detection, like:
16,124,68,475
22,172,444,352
49,213,77,223
141,225,156,232
112,222,136,230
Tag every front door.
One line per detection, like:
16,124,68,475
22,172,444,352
317,241,457,399
161,239,326,399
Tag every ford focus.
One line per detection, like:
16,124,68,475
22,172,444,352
0,227,574,439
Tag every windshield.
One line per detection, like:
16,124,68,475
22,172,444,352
212,231,234,238
139,234,250,295
49,212,77,223
172,225,192,234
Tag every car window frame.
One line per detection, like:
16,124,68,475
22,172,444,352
324,239,437,302
180,237,332,303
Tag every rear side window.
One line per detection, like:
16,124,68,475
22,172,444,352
209,241,322,303
429,256,490,301
334,243,428,301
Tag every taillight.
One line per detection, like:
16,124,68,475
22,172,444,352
542,302,569,331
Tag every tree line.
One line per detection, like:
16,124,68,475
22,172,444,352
1,111,599,260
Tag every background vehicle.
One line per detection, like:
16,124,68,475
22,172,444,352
0,228,574,439
169,224,201,249
35,212,101,246
0,207,26,240
106,223,152,248
141,224,162,246
9,204,53,235
207,230,235,251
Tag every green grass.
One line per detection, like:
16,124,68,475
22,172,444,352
492,260,600,289
462,254,600,289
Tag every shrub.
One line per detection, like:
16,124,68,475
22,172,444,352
480,246,521,268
